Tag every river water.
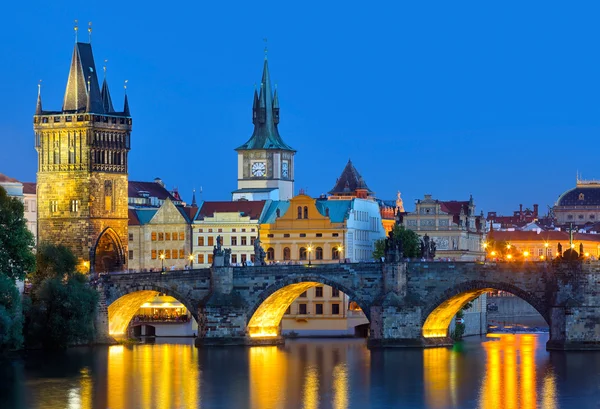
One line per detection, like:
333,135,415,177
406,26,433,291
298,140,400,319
2,334,600,409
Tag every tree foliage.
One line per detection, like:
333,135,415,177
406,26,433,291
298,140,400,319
32,242,77,287
26,273,98,349
372,239,386,260
393,225,421,258
0,274,23,352
0,186,35,281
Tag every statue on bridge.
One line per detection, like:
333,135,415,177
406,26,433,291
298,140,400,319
254,238,267,266
384,229,403,262
420,234,436,260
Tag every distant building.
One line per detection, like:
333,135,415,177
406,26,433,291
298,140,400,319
487,203,539,229
554,178,600,228
232,54,295,201
402,194,486,261
0,174,37,243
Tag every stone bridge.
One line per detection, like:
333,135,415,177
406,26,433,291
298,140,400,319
97,261,600,350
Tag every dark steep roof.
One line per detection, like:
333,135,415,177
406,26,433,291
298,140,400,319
328,159,373,195
236,57,294,151
63,43,103,113
128,181,177,202
557,183,600,206
22,182,36,194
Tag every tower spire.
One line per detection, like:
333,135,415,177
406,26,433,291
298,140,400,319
191,189,198,207
100,59,114,113
74,20,78,43
123,80,130,116
35,80,43,115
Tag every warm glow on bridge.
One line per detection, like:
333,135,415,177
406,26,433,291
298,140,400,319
422,289,490,338
247,282,320,338
108,290,159,335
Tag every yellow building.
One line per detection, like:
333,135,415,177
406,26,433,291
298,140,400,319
487,230,600,260
128,198,194,272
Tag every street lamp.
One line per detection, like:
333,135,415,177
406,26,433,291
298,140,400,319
159,252,166,272
506,254,513,261
523,251,529,261
188,254,194,269
307,245,313,266
83,261,90,274
337,245,344,262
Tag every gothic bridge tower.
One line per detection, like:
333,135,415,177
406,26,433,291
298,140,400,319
34,37,131,273
233,52,295,201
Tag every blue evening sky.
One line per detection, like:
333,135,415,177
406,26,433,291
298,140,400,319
1,1,599,215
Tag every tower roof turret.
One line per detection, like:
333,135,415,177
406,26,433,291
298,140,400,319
101,69,114,113
35,82,43,115
236,55,294,152
329,159,374,196
63,42,103,113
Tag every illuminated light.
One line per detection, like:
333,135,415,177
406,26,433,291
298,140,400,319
540,256,545,260
506,254,513,260
303,366,319,409
422,288,490,338
188,254,194,261
571,243,575,249
424,347,454,408
483,242,488,249
585,252,590,257
250,347,287,408
490,251,497,256
159,253,166,260
247,282,320,338
506,244,511,249
556,252,560,257
523,251,529,257
333,363,349,409
544,242,549,248
108,290,159,335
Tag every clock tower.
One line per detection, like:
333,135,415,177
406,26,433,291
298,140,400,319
233,53,295,201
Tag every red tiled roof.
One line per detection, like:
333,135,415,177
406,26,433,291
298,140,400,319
488,230,600,243
0,173,19,183
196,201,266,221
22,182,36,194
181,206,198,222
440,201,469,215
128,209,141,226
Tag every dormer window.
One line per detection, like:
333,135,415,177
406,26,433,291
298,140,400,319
579,193,585,201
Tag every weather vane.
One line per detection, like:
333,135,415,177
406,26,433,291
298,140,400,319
124,79,128,92
88,22,92,43
263,38,268,59
74,19,78,42
104,59,108,77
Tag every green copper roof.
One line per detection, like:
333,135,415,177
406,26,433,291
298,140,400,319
236,57,294,152
315,200,352,223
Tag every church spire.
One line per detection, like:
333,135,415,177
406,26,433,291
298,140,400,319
63,42,103,113
236,52,294,152
191,189,198,207
123,80,130,116
101,61,114,113
35,81,43,115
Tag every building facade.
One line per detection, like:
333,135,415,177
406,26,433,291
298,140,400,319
233,54,295,201
402,194,486,261
34,39,131,273
554,178,600,227
0,174,37,243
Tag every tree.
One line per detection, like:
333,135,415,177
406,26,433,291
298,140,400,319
31,242,77,287
372,238,386,260
393,225,421,258
0,274,23,352
26,273,98,349
0,186,35,281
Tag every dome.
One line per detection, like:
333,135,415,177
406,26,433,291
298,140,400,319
557,183,600,207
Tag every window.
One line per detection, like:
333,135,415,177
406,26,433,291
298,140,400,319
198,237,204,246
179,232,185,240
164,250,171,259
332,303,340,315
299,233,306,238
297,206,302,219
300,291,307,297
208,229,213,233
304,206,308,219
129,233,133,241
285,306,291,315
299,303,307,315
332,233,339,237
231,254,237,264
70,199,79,212
332,247,340,260
198,254,204,263
24,201,28,212
332,288,340,297
283,247,291,260
69,147,75,164
104,180,113,212
591,215,596,220
568,215,574,220
267,248,274,261
316,233,322,238
231,236,237,246
165,232,171,241
284,234,290,238
152,232,158,241
199,228,204,233
171,232,177,241
172,249,178,259
299,247,307,260
242,229,246,232
241,254,247,263
241,237,247,246
250,236,256,245
251,254,255,263
158,232,164,241
267,234,274,238
315,304,323,315
208,254,213,264
315,287,323,297
218,228,223,233
251,228,256,232
232,228,236,232
128,250,133,260
208,237,214,246
315,247,323,260
151,250,157,259
579,215,584,220
579,193,585,200
179,249,185,259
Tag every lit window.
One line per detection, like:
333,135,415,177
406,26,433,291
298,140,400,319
70,199,79,212
231,237,237,246
241,237,247,246
151,250,157,259
50,200,58,213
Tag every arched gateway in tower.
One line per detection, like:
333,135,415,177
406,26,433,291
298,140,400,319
34,37,131,273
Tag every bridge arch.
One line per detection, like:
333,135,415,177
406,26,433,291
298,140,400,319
107,284,199,336
246,274,371,338
421,280,550,339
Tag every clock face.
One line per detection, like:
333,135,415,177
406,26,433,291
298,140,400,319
282,161,289,178
252,162,266,177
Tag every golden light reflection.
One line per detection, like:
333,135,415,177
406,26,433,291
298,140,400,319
333,363,349,409
423,347,456,409
108,291,159,335
247,282,319,338
106,343,199,409
422,289,490,338
478,334,553,409
303,366,319,409
249,346,287,409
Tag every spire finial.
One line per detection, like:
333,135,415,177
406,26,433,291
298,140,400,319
74,19,78,42
36,80,43,115
88,22,92,43
263,38,268,60
103,59,108,78
124,79,128,93
37,79,42,95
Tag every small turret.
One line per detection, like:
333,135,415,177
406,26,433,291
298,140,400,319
35,82,43,115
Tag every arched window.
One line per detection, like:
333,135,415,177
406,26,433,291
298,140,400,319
299,247,307,260
315,247,323,260
304,206,308,219
283,247,291,260
297,206,302,219
332,247,340,260
579,193,585,201
267,247,274,261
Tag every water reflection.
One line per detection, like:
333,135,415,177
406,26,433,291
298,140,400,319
4,334,598,409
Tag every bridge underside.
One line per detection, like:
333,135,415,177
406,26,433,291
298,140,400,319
108,290,159,336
